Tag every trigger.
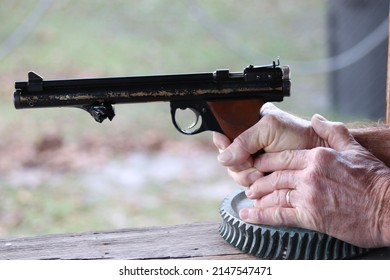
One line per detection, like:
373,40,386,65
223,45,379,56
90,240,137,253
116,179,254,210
170,101,222,135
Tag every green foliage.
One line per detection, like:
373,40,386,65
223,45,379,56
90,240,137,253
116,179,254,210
0,0,328,237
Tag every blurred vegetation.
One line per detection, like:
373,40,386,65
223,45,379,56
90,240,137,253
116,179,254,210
0,0,333,237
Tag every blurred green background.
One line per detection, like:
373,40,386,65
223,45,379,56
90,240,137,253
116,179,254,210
0,0,387,237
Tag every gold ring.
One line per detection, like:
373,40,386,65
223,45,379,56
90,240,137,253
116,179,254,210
286,190,292,207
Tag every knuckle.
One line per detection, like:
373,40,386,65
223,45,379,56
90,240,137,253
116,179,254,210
253,209,265,222
271,207,287,225
303,190,317,205
233,136,245,149
310,147,336,163
232,135,250,154
271,190,282,206
280,150,295,167
260,102,275,116
271,171,283,189
301,162,318,184
331,122,349,135
261,114,279,128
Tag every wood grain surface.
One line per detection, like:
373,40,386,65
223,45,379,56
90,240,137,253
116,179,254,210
0,222,389,260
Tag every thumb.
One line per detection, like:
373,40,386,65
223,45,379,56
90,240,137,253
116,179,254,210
213,132,231,151
217,123,261,165
311,114,357,151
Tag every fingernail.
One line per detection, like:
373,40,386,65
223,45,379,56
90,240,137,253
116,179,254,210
213,132,223,150
239,208,249,220
245,188,252,198
313,114,327,122
217,149,232,163
248,170,262,182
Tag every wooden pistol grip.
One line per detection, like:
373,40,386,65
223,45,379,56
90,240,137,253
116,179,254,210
208,99,264,141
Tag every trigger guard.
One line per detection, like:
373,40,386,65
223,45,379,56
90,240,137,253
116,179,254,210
170,104,204,135
170,101,223,135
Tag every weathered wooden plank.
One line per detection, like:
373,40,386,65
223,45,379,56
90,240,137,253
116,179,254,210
0,222,254,260
0,222,388,260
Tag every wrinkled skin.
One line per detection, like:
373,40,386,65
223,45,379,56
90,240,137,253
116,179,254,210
214,103,390,248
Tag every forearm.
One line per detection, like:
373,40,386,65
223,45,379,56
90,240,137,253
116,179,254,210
349,125,390,167
376,175,390,247
382,187,390,246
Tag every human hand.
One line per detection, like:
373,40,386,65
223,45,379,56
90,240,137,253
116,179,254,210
240,114,390,248
213,103,323,187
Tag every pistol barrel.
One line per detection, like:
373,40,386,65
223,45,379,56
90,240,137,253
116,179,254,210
14,63,290,110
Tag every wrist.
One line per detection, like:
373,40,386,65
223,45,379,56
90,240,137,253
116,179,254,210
349,126,390,167
381,190,390,247
376,176,390,247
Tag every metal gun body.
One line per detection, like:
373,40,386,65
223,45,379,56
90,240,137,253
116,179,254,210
14,61,291,137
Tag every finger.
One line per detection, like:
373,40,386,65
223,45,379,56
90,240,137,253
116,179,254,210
217,130,258,166
246,170,297,199
213,132,231,151
217,104,281,165
311,114,358,151
260,102,281,117
214,132,255,172
253,189,294,208
217,103,297,166
239,206,299,228
227,168,264,187
254,150,308,173
226,157,255,172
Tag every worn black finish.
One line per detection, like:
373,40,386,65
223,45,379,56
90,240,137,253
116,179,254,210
14,61,290,135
